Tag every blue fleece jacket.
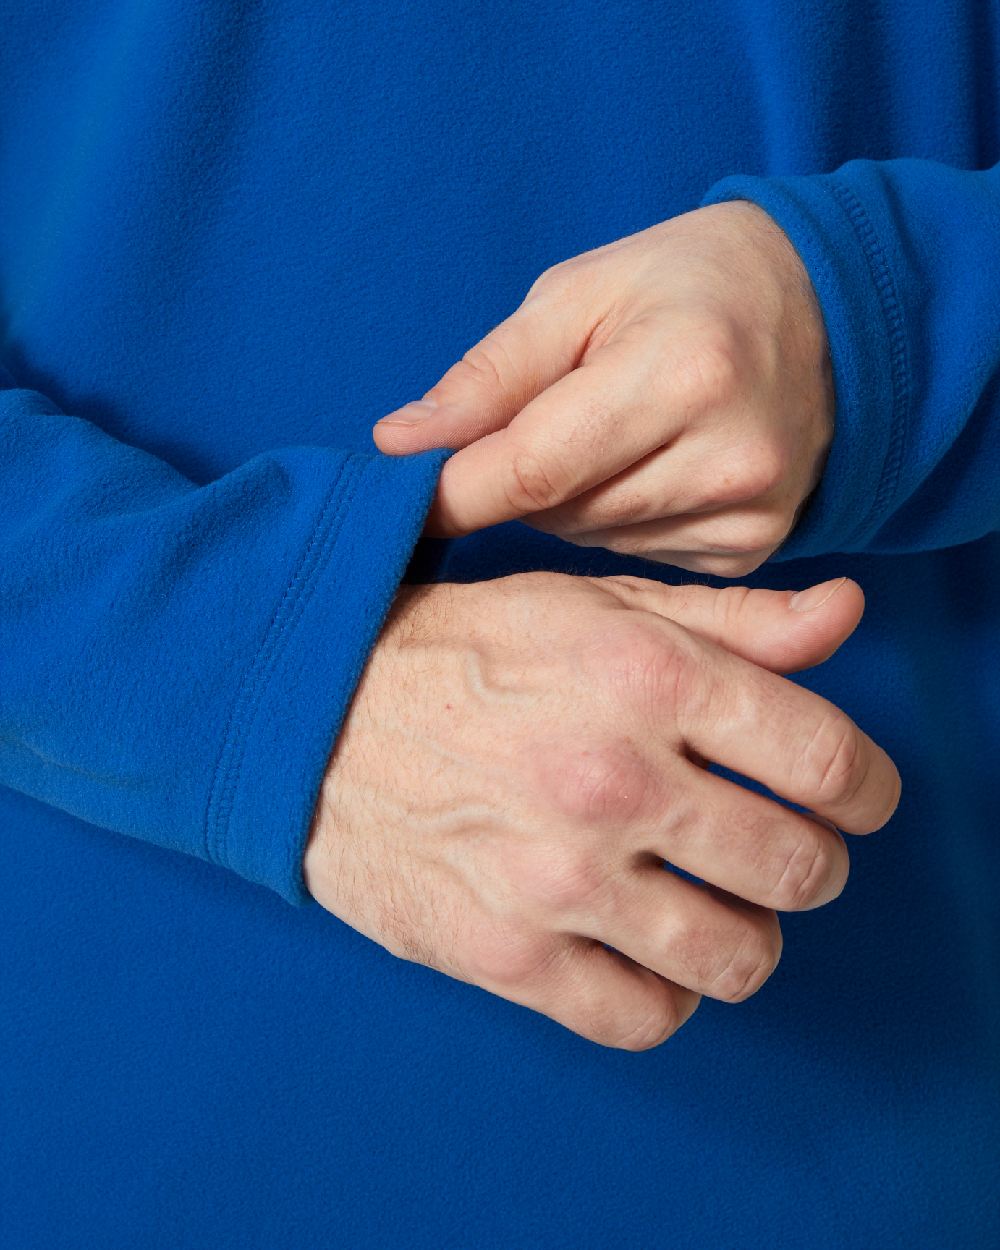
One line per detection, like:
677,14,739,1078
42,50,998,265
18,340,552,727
1,3,998,1247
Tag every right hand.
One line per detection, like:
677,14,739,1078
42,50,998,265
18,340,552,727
303,571,900,1050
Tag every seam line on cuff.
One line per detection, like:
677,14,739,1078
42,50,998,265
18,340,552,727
202,454,360,871
827,174,911,545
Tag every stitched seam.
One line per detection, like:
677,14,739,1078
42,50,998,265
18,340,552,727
202,455,358,870
827,175,911,545
217,462,365,882
273,467,369,892
206,457,361,871
271,456,435,893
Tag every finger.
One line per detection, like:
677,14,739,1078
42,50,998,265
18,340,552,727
476,932,700,1051
600,574,864,674
614,550,782,578
640,765,850,910
425,338,678,536
675,632,901,833
550,505,791,568
526,429,760,536
372,299,581,454
584,860,783,1003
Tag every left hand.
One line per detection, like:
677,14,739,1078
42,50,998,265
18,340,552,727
374,201,834,577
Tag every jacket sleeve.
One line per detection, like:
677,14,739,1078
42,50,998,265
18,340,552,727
0,361,446,904
701,158,1000,561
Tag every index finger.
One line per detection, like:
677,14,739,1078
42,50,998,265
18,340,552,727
676,632,901,834
427,345,671,536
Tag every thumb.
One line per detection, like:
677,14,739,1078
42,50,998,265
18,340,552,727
601,575,864,673
372,298,582,455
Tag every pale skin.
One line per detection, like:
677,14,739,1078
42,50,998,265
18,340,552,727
303,202,901,1050
374,200,833,577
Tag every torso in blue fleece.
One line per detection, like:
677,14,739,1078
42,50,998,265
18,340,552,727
0,3,998,1247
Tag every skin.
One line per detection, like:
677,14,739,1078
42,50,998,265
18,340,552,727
304,203,900,1049
373,200,834,577
304,572,900,1050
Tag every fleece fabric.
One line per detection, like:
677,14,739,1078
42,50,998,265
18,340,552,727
1,2,998,1247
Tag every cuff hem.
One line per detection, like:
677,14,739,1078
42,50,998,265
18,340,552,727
700,170,909,558
204,448,446,905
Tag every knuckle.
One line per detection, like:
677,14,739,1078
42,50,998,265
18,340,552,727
597,1001,679,1052
523,261,572,303
456,339,511,394
698,453,791,510
805,714,869,808
522,273,549,304
522,254,605,307
706,925,781,1003
689,550,771,579
671,320,743,413
673,915,771,1003
576,530,649,558
463,922,557,988
673,516,786,564
543,739,655,827
722,514,789,555
735,444,793,499
504,446,567,512
602,621,701,715
570,486,649,531
770,831,845,911
711,584,755,632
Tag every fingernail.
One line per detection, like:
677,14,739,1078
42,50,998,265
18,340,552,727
788,576,847,613
376,399,438,428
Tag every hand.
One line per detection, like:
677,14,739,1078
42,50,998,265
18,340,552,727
303,572,899,1050
374,201,833,577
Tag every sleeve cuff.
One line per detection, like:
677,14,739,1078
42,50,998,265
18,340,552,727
203,446,447,905
700,169,910,560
